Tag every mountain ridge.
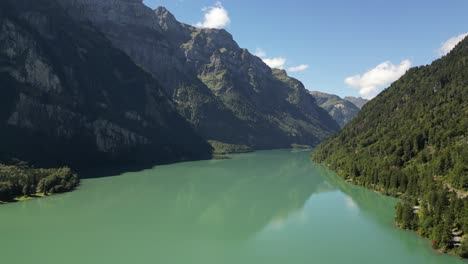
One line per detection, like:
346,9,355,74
59,0,339,149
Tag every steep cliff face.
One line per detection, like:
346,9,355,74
60,0,339,148
62,0,248,146
0,0,212,168
310,91,361,127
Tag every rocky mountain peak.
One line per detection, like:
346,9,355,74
272,68,288,76
154,6,179,31
59,0,162,33
154,6,172,17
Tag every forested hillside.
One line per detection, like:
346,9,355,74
313,37,468,257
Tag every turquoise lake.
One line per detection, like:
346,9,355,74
0,150,466,264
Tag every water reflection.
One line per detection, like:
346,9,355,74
314,164,397,225
1,150,466,264
125,150,336,240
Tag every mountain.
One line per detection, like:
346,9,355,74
59,0,339,149
344,96,368,109
309,91,361,127
0,0,212,169
312,37,468,256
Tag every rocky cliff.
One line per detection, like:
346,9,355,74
0,0,212,168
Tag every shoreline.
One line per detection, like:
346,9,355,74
319,162,467,260
0,192,72,205
0,148,307,205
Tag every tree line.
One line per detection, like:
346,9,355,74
0,164,79,202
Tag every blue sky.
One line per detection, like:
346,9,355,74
143,0,468,99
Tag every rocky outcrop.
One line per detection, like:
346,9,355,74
59,0,339,148
0,0,212,168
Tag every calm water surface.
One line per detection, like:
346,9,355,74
0,150,466,264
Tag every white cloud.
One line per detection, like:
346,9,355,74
255,48,308,72
288,64,309,73
254,48,287,69
254,48,266,58
195,2,230,29
437,33,468,56
262,57,287,69
345,59,412,99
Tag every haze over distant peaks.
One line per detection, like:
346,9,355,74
309,91,362,127
343,96,369,109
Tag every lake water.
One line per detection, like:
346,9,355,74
0,150,466,264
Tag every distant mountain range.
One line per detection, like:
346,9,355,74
343,96,368,109
309,91,367,127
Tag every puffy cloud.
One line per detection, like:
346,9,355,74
195,2,230,29
254,48,266,58
254,48,287,69
254,48,308,72
437,33,468,56
345,60,412,99
262,57,287,69
288,64,309,73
